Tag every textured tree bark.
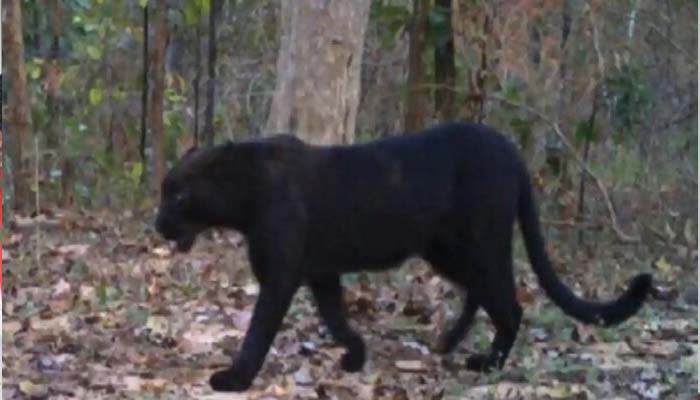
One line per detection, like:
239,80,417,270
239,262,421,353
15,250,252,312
266,0,371,145
149,0,169,195
202,0,222,147
44,0,75,207
3,0,32,210
140,4,149,162
404,0,430,132
434,0,456,122
193,23,201,146
45,0,63,151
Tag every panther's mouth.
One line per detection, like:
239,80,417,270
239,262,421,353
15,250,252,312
175,232,197,252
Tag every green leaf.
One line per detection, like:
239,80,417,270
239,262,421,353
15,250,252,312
89,88,103,106
184,0,200,24
574,120,596,144
510,118,532,144
86,45,103,60
371,3,410,47
200,0,211,16
139,0,149,8
97,284,108,306
28,63,42,80
499,78,521,103
130,162,144,184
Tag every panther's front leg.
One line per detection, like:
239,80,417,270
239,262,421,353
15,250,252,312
209,281,299,391
210,206,305,392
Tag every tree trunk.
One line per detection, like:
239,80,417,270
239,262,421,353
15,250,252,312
193,23,202,146
3,0,32,210
1,127,7,227
404,0,430,132
44,0,75,206
202,0,222,147
149,0,169,195
266,0,371,145
140,4,149,162
45,0,63,151
546,0,574,178
434,0,456,121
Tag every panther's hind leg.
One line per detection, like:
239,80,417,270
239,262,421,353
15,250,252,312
424,242,480,354
309,275,366,372
464,257,522,372
436,292,479,354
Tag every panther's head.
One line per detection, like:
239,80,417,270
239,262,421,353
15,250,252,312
155,146,241,252
155,148,203,252
155,136,304,252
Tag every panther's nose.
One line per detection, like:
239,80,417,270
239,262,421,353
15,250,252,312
155,212,166,234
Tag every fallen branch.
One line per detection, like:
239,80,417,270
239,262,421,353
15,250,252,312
489,95,640,243
541,219,602,230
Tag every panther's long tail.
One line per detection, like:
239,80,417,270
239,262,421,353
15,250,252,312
517,167,651,326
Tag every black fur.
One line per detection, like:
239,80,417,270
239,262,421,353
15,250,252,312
155,122,651,392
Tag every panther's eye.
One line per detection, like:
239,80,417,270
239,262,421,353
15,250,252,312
174,192,187,205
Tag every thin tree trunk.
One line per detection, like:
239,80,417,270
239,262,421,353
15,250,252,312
140,4,149,162
3,0,32,210
149,0,169,195
45,39,60,153
266,0,371,145
193,23,202,147
529,19,541,67
557,0,572,117
577,92,598,244
546,0,573,179
45,40,60,152
202,0,222,147
45,0,75,206
1,127,5,227
434,0,456,122
405,0,430,132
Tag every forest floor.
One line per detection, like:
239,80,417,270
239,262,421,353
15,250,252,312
2,209,697,399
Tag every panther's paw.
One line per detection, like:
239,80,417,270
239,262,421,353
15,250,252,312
465,354,493,373
436,330,460,354
209,368,252,392
340,350,365,372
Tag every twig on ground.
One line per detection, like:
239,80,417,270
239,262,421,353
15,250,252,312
541,219,602,230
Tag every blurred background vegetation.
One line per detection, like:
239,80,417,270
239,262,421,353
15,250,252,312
2,0,697,240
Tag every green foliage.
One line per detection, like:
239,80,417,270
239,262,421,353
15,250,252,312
427,4,451,49
510,117,533,148
498,77,523,103
574,118,598,145
591,145,645,186
370,2,411,48
184,0,211,24
88,87,103,106
604,64,651,143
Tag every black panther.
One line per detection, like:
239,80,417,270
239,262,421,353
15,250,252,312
155,122,652,392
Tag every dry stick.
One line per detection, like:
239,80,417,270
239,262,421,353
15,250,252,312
489,95,639,244
541,219,601,230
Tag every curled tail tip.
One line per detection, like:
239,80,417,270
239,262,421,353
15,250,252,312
600,273,653,326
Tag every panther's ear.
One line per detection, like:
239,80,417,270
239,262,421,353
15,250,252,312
182,146,198,158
